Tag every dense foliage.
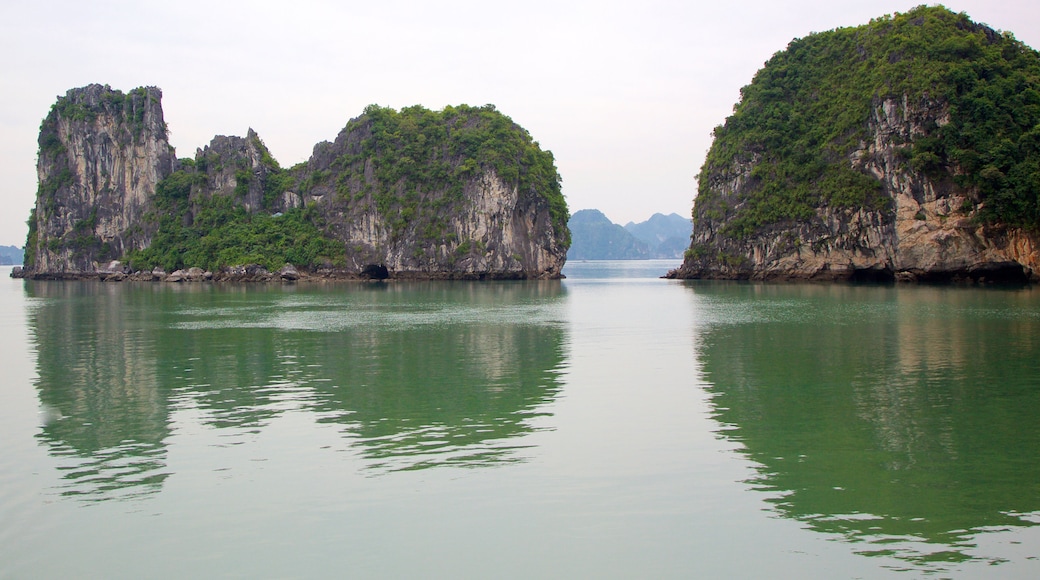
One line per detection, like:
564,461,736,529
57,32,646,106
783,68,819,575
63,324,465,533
323,104,568,244
698,5,1040,238
126,168,343,273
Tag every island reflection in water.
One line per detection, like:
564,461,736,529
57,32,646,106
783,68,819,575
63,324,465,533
689,281,1040,572
28,280,567,500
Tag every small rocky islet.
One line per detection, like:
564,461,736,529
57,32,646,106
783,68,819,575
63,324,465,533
668,5,1040,283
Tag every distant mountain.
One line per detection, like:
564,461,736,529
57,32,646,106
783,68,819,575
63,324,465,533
0,245,23,266
567,210,650,260
624,213,692,259
567,210,692,260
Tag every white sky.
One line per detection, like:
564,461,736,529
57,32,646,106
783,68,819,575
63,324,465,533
1,1,1038,246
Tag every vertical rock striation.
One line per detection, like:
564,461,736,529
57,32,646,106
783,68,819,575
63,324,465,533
26,84,176,275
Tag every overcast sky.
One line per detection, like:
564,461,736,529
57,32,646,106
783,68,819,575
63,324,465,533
1,1,1038,247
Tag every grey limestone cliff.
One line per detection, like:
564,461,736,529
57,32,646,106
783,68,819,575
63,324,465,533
669,8,1040,283
26,84,175,274
18,87,569,280
672,97,1040,283
291,108,568,279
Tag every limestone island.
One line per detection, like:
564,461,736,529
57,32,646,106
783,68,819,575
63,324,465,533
668,6,1040,283
15,85,570,281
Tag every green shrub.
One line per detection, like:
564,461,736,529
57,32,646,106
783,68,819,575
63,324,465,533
127,171,343,272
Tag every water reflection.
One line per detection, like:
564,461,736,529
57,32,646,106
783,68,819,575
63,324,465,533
29,282,171,501
689,282,1040,573
27,280,567,500
308,322,563,470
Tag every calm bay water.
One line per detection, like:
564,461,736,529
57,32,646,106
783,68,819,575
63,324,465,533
1,261,1039,578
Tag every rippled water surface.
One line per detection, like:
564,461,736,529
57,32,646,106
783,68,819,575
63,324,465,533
2,262,1039,578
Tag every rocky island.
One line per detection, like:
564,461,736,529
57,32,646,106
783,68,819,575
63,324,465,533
17,84,569,281
668,6,1040,283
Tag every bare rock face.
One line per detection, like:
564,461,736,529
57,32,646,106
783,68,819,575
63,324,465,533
25,85,176,275
304,165,566,279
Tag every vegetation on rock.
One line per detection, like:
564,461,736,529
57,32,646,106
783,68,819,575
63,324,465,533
26,84,175,273
126,168,341,273
311,104,568,246
22,85,568,279
122,104,568,275
696,5,1040,239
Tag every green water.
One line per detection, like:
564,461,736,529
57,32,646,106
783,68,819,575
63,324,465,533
694,283,1040,572
31,280,566,491
1,263,1038,578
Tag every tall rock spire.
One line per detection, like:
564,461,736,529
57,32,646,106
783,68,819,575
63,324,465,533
25,84,176,274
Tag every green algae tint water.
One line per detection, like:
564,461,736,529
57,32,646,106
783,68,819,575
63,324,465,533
1,262,1038,578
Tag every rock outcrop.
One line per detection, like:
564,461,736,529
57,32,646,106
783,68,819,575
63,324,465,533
192,129,289,214
18,90,569,280
668,7,1040,283
25,84,176,275
292,106,569,279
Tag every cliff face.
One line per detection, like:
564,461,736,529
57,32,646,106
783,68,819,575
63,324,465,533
669,7,1040,283
675,96,1040,282
294,107,568,278
192,129,290,214
27,84,176,274
20,91,569,280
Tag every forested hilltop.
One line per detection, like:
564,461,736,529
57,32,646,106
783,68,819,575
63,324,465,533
670,5,1040,282
19,85,569,281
